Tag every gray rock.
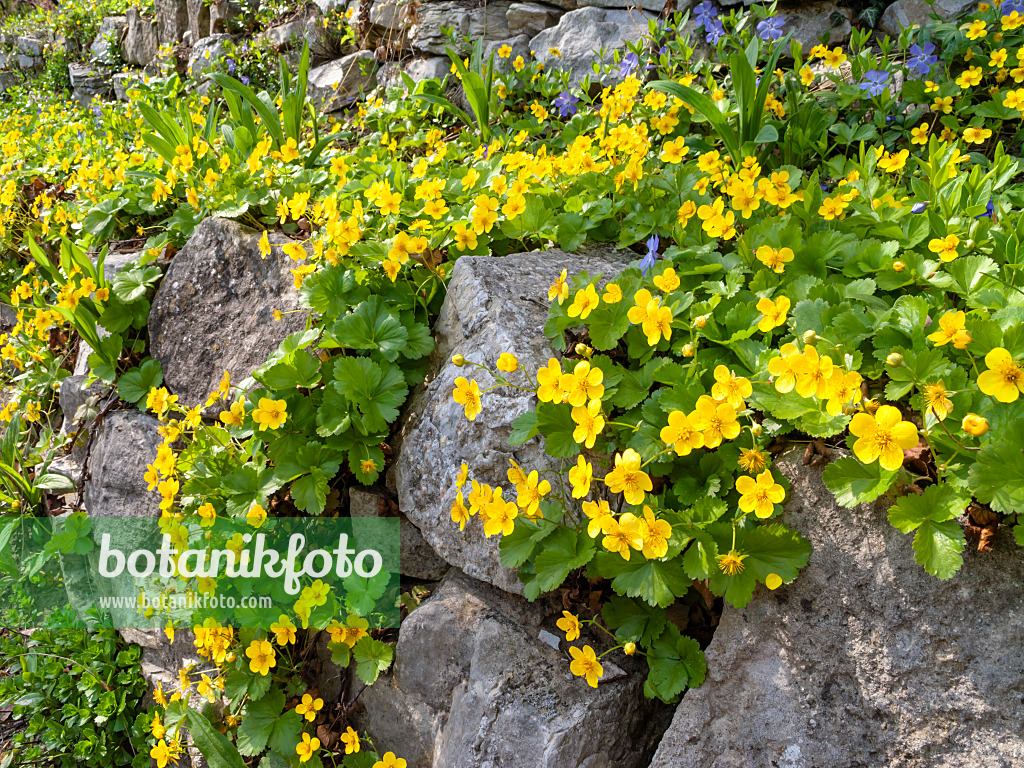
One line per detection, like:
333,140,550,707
409,1,513,55
14,36,44,56
156,0,190,45
350,488,450,581
188,0,212,41
529,7,655,85
0,71,18,93
308,51,377,111
263,19,305,49
112,71,141,101
147,217,308,409
782,1,852,52
878,0,978,37
379,56,450,89
69,63,113,106
391,247,630,595
123,7,160,67
187,33,232,80
143,47,179,78
89,16,128,65
650,449,1024,768
370,0,412,32
358,570,666,768
506,1,563,38
482,34,531,75
82,410,163,518
578,0,668,13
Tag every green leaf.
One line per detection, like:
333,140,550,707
822,457,898,508
353,637,393,685
602,595,667,647
118,358,164,406
291,467,329,515
331,297,409,361
522,526,596,600
236,687,284,756
643,624,706,702
887,484,968,578
112,265,162,303
509,412,539,446
266,709,302,756
588,299,632,351
708,524,811,608
186,709,247,768
593,554,689,608
333,357,408,433
968,437,1024,514
535,402,580,458
609,359,666,411
499,508,560,568
254,352,321,391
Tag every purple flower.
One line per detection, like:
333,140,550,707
1001,0,1024,13
693,1,718,28
619,52,639,78
240,75,251,86
227,58,236,74
911,202,928,213
705,19,726,45
756,15,785,42
906,42,937,77
553,91,579,117
858,69,890,98
639,234,659,274
977,199,995,219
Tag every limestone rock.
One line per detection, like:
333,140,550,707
578,0,669,13
308,51,377,111
650,449,1024,768
357,570,667,768
482,34,531,74
147,217,308,409
878,0,978,37
781,1,852,51
370,0,412,33
409,1,513,55
188,33,232,80
89,16,128,65
379,56,450,89
506,2,564,38
123,7,160,67
69,63,113,106
156,0,190,45
112,71,141,101
82,410,163,518
529,7,655,85
263,19,305,49
188,0,212,42
391,247,631,595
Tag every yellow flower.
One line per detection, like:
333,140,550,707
271,614,296,646
910,123,929,145
296,693,324,722
717,548,747,575
961,413,989,436
927,311,971,349
604,448,653,505
568,284,600,319
557,610,581,641
296,732,321,763
481,488,518,536
452,221,478,251
978,346,1024,402
735,469,785,518
252,397,287,431
582,499,615,538
691,395,741,448
569,644,603,688
963,126,993,144
923,381,953,421
965,19,988,40
927,234,960,262
245,639,276,676
452,377,482,419
660,410,704,456
754,244,794,273
568,455,593,498
637,506,671,559
548,269,569,304
497,352,518,372
756,295,790,332
848,405,918,471
341,726,361,754
536,358,566,403
603,283,623,303
738,447,769,473
374,752,407,768
515,470,551,517
450,491,471,529
247,503,267,528
711,365,753,410
150,740,175,768
653,267,680,292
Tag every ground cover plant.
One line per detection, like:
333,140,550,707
2,0,1024,765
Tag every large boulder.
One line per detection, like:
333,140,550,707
529,7,656,85
391,247,631,595
878,0,977,37
147,217,308,409
156,0,190,45
308,51,378,111
650,450,1024,768
123,7,160,67
506,2,564,38
409,1,513,55
187,33,232,80
781,1,852,51
357,570,668,768
349,488,450,581
69,63,113,106
89,16,127,64
82,410,163,518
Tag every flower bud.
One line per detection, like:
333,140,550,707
574,343,593,358
961,413,989,436
893,261,905,272
452,354,466,367
681,343,695,357
623,641,637,656
693,314,709,329
750,423,763,437
886,352,904,367
802,330,818,344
